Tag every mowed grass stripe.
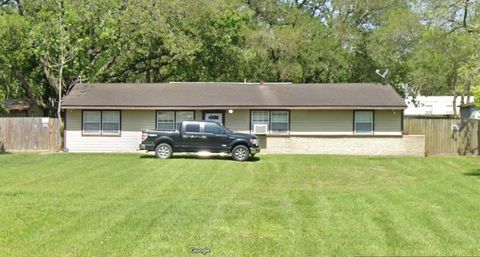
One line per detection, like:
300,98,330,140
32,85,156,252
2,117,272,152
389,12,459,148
0,153,479,256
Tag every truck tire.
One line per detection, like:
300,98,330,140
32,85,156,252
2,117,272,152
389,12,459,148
155,143,173,159
232,145,249,161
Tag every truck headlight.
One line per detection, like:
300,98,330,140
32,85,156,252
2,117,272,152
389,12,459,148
250,138,258,145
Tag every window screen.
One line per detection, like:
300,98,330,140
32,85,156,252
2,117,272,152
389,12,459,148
83,111,120,135
176,111,194,130
271,111,289,133
355,111,373,134
83,111,101,134
102,111,120,134
251,111,269,130
157,111,175,131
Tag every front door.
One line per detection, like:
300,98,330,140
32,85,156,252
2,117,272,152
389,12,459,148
204,112,223,125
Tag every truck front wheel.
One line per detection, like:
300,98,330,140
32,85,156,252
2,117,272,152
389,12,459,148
232,145,250,161
155,143,173,159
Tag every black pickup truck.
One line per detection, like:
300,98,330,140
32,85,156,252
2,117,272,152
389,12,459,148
139,120,260,161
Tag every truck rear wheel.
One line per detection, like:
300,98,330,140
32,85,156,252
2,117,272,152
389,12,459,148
155,143,173,159
232,145,249,161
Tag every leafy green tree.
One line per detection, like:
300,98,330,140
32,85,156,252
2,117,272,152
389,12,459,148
474,86,480,107
0,9,42,103
1,0,480,118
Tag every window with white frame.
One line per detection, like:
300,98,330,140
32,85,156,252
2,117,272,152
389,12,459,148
156,111,175,131
83,110,120,135
251,111,269,131
271,111,289,133
354,111,374,134
175,111,194,130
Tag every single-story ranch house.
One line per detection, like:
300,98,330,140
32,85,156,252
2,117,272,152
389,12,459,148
61,83,425,156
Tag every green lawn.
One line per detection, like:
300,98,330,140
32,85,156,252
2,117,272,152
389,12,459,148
0,153,480,257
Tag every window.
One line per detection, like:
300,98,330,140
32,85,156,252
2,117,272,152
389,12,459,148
271,111,289,133
82,110,120,135
251,110,289,134
251,111,269,131
156,111,194,131
102,111,120,135
157,111,175,131
83,111,101,134
176,111,194,130
185,123,200,133
205,123,224,134
354,111,373,134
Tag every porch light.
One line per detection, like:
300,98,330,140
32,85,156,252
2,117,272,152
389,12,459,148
228,109,234,114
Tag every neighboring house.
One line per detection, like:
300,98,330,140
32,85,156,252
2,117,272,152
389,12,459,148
404,96,475,116
61,83,425,156
459,103,480,120
2,99,43,117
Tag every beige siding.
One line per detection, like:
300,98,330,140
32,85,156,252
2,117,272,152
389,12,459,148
65,108,404,153
375,110,402,136
290,110,402,136
65,110,155,152
195,110,203,121
290,110,353,135
225,110,250,133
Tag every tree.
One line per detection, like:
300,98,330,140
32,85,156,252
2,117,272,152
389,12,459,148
459,53,480,107
32,0,79,123
1,0,480,119
0,8,42,104
474,86,480,107
365,6,423,92
0,88,6,114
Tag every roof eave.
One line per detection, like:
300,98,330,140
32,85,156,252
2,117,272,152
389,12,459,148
62,105,407,110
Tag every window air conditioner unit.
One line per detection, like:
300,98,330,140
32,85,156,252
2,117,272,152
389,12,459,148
253,124,268,134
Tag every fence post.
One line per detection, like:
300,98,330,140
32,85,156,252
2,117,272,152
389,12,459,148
48,118,59,152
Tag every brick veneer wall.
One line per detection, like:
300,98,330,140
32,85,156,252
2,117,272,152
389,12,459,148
261,135,425,157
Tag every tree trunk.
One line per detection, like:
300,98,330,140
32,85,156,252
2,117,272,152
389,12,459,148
57,56,64,125
40,57,59,94
453,93,458,117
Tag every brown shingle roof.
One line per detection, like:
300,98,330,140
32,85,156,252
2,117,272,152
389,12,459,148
4,99,32,112
62,83,407,110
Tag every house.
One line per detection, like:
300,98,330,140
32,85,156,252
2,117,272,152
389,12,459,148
404,96,475,116
2,99,43,117
61,83,425,156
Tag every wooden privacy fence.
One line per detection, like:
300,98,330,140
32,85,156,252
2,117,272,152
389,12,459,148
0,117,62,152
404,117,479,156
